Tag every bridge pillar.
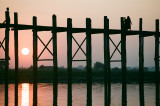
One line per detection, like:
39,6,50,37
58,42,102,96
67,18,72,106
5,8,10,106
155,19,159,106
33,16,38,106
52,14,58,106
86,18,92,106
139,18,145,106
14,12,19,106
104,16,111,106
121,17,127,106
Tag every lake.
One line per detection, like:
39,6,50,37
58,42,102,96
0,83,156,106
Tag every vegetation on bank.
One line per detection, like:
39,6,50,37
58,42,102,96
0,63,159,83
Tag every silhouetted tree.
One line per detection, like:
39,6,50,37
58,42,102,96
39,65,44,69
144,67,148,72
94,62,104,71
112,67,121,72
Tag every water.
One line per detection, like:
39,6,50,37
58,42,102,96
0,83,156,106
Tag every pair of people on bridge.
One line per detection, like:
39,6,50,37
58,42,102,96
124,16,132,31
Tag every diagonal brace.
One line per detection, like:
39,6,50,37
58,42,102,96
72,36,86,59
0,37,5,51
109,37,121,59
37,35,53,59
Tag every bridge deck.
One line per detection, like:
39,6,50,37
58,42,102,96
0,23,157,37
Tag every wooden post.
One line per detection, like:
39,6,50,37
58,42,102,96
5,8,10,106
139,18,144,106
52,14,58,106
67,18,72,106
33,16,38,106
104,16,110,106
121,17,127,106
86,18,92,106
14,12,19,106
155,19,159,106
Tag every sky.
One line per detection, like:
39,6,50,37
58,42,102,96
0,0,160,68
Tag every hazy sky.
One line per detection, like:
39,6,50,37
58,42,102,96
0,0,160,68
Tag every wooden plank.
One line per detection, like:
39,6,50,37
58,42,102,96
86,18,92,106
37,59,53,61
110,60,121,62
121,17,127,106
139,18,144,106
155,19,159,106
33,16,38,106
52,14,58,106
67,18,72,106
0,59,5,61
14,12,19,106
72,60,86,61
104,16,111,106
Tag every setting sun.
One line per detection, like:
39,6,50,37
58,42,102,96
22,48,29,55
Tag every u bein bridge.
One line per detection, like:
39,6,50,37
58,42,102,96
0,8,159,106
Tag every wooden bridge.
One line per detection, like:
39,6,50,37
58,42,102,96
0,8,159,106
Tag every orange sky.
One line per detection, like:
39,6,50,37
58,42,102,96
0,0,160,68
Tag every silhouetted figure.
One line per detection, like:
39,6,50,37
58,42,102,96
3,8,10,24
125,16,132,31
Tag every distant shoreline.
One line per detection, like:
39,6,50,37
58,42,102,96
0,69,159,83
0,76,158,84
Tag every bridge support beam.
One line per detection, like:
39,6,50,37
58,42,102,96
52,14,58,106
5,8,10,106
33,16,38,106
139,18,145,106
14,12,19,106
104,16,111,106
121,17,127,106
86,18,92,106
67,18,72,106
155,19,159,106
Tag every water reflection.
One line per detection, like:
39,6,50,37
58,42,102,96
21,83,29,106
0,83,157,106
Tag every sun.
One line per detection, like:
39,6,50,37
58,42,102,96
22,48,29,55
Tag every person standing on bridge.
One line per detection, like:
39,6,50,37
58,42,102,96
125,16,132,31
3,8,10,24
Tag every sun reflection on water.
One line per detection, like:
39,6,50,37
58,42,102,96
21,83,29,106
